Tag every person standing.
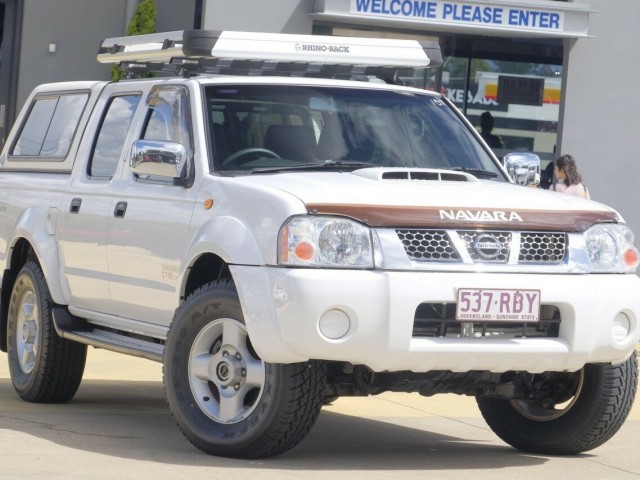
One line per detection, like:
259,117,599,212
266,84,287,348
479,111,503,149
551,154,590,198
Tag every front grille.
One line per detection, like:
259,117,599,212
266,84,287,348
413,302,561,339
518,232,566,264
396,229,567,265
396,229,460,262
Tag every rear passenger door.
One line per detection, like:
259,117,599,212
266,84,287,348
106,85,198,327
60,84,142,315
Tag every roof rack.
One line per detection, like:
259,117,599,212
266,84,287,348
97,30,442,80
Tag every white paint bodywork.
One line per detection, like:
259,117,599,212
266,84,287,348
0,75,639,374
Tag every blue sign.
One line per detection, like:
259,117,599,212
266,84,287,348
350,0,564,31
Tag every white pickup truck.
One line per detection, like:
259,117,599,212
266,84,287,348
1,30,639,459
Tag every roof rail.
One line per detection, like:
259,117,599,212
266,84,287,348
97,30,442,80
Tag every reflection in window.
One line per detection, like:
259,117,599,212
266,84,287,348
143,86,192,150
89,95,140,178
13,93,88,157
442,57,563,161
206,85,501,177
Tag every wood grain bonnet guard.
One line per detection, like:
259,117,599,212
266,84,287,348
305,204,620,232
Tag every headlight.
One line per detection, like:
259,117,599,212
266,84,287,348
585,224,640,272
278,215,374,268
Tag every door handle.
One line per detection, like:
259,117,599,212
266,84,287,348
114,201,128,218
69,198,82,214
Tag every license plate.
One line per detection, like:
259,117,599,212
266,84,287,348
456,288,540,322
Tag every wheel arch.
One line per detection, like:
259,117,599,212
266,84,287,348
182,252,231,303
180,216,266,302
1,228,66,352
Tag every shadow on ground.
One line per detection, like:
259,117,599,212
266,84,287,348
0,378,548,470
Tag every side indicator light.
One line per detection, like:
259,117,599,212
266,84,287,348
294,241,315,262
623,247,639,269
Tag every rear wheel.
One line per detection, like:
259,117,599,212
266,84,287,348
163,279,325,458
477,353,637,455
7,260,87,403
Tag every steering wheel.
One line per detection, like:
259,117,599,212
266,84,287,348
222,147,281,166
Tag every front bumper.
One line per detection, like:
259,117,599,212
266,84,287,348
231,265,640,373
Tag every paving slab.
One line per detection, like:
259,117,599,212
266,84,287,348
1,348,639,480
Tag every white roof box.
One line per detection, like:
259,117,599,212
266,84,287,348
97,30,442,78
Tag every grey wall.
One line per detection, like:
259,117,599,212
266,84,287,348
202,0,314,33
16,0,199,113
155,0,196,31
559,0,640,237
17,0,130,106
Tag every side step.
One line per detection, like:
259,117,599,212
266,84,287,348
52,306,163,363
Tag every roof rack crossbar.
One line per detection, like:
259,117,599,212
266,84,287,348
115,57,418,81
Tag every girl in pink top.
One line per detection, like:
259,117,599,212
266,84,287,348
551,154,590,199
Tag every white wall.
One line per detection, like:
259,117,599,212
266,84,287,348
559,0,640,237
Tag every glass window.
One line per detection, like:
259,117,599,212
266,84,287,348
442,57,562,163
12,93,88,157
89,94,141,178
142,86,192,150
206,85,505,180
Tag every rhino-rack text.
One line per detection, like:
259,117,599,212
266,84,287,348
295,43,350,53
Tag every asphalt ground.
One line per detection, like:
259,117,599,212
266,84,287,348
1,348,640,480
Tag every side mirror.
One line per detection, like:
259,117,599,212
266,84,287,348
130,139,191,185
503,152,541,187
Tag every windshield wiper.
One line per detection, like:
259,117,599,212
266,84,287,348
450,167,499,179
249,160,374,174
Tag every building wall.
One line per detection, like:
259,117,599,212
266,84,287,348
17,0,130,106
202,0,314,33
559,0,640,237
15,0,199,110
155,0,195,31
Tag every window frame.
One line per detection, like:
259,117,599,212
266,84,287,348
87,93,142,180
9,91,90,161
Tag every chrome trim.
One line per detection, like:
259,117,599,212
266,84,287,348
377,228,587,273
130,139,187,179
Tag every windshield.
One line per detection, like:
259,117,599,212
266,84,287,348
205,84,505,179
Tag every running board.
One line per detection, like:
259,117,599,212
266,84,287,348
52,306,164,363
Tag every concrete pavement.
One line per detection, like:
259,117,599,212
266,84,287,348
1,347,640,480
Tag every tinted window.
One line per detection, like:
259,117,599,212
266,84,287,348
89,94,141,178
205,85,504,179
13,93,88,157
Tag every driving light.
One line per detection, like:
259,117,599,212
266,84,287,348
318,309,351,340
612,312,631,343
279,215,373,268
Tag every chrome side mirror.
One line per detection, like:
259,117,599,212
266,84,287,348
503,152,541,187
130,139,189,182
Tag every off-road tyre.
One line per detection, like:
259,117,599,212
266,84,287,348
7,259,87,403
163,279,326,458
477,353,638,455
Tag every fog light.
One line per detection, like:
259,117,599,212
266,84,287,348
319,309,351,340
612,312,631,343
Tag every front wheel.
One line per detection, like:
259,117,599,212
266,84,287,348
477,353,638,455
163,279,325,458
7,259,87,403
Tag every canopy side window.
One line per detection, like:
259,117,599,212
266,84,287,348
11,93,88,159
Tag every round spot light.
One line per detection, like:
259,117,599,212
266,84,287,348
319,309,351,340
612,312,631,343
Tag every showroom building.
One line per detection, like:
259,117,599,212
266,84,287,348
0,0,638,238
